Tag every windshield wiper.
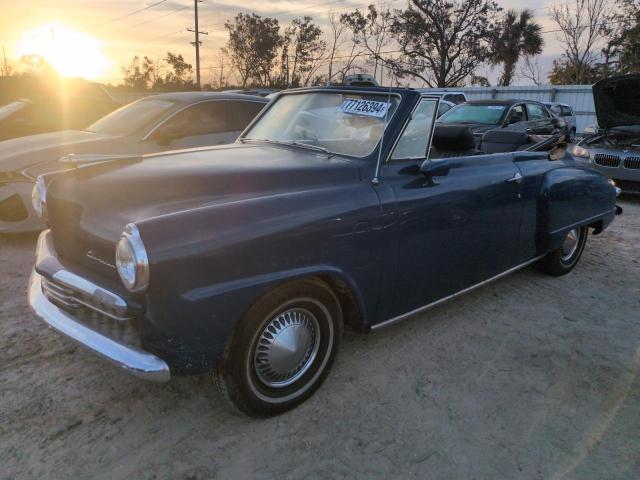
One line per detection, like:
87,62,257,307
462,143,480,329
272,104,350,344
289,140,329,154
240,138,330,154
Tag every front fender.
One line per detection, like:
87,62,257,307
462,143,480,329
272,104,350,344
136,182,382,373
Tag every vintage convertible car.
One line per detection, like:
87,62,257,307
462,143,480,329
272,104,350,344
28,87,620,416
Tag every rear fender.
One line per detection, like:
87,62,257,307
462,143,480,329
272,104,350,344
537,167,616,252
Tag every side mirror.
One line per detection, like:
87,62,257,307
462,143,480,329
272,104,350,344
420,159,450,186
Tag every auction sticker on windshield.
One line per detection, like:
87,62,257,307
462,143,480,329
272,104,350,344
341,99,390,118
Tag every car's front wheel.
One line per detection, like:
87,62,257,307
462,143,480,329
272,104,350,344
215,279,343,416
537,226,588,276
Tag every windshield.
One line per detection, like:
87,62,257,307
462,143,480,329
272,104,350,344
242,92,399,157
0,100,28,121
439,104,507,125
86,98,177,135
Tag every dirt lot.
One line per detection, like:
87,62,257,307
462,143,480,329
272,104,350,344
1,198,639,480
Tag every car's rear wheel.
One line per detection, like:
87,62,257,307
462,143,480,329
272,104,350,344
537,226,588,276
214,279,343,416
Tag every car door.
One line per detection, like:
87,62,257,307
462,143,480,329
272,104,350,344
142,100,237,153
379,97,523,317
525,102,555,135
504,103,527,129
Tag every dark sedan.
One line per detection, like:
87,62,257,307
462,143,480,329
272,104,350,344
438,99,558,137
0,92,268,233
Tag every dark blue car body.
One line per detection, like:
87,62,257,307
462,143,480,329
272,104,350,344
30,86,618,380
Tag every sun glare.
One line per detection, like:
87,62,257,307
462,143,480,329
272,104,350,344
15,23,109,79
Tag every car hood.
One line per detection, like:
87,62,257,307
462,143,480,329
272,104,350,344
593,74,640,129
0,130,117,177
46,143,361,272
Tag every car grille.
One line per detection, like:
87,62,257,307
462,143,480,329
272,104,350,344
42,277,140,347
594,154,621,167
624,157,640,169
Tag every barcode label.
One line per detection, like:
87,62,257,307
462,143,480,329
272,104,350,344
341,99,390,118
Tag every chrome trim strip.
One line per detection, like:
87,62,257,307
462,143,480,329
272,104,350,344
29,269,170,382
371,255,545,331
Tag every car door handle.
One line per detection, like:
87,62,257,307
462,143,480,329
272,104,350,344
507,172,523,183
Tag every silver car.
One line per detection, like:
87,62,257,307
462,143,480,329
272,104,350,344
0,92,268,233
572,74,640,194
544,102,577,142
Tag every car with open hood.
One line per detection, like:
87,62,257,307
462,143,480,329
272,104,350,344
28,86,620,416
0,92,267,233
573,74,640,194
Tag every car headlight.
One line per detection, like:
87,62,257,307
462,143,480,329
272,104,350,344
31,176,47,219
570,145,590,159
115,223,149,292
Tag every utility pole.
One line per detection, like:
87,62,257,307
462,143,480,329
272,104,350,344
188,0,207,89
218,55,224,88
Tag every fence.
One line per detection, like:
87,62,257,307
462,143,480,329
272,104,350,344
441,85,596,133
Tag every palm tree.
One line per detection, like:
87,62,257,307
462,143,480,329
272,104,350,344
491,10,544,86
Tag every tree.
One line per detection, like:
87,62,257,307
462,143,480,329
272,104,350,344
490,9,543,86
161,52,194,90
1,46,14,77
280,16,327,87
225,13,281,88
549,0,611,84
386,0,501,87
520,55,544,86
602,0,640,74
340,5,394,84
121,56,150,90
19,54,58,78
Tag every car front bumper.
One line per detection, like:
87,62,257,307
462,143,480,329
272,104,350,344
28,230,171,382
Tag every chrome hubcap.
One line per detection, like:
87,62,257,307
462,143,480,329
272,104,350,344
561,228,579,261
254,308,320,388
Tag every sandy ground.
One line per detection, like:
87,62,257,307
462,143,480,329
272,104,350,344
1,198,639,480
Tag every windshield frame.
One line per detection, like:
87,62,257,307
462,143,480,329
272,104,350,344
238,88,404,160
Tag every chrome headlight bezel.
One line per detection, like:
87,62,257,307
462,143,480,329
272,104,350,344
115,223,149,292
31,175,47,219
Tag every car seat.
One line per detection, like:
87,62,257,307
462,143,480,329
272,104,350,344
429,125,482,159
479,129,530,154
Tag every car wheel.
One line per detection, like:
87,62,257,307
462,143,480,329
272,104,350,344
536,226,588,276
568,128,576,143
214,279,343,416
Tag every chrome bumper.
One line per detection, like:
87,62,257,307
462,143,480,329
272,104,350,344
28,231,170,382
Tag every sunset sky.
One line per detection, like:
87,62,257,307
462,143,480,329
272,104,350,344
0,0,568,85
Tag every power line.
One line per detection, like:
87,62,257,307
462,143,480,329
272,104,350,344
106,0,170,24
200,0,402,29
113,5,190,33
